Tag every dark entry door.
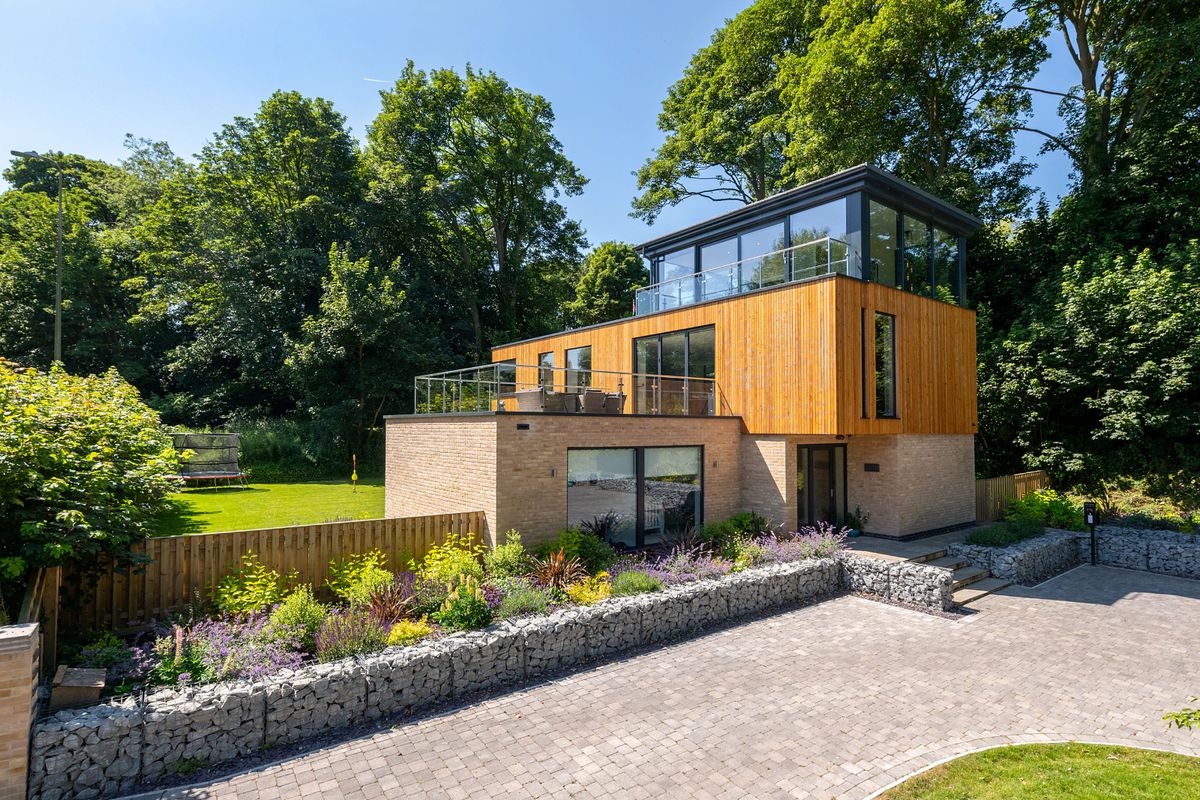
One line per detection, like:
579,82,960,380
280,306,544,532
797,444,846,526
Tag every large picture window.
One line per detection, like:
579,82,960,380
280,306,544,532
657,247,696,308
869,201,900,289
567,446,703,548
874,312,897,418
790,197,849,278
903,216,931,297
632,325,715,414
932,226,960,304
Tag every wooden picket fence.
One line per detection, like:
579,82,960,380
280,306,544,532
18,566,60,675
975,470,1051,522
62,511,485,632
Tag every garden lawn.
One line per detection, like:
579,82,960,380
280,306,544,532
881,743,1200,800
151,480,385,535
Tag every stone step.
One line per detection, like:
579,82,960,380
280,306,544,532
924,555,968,570
907,548,949,564
950,565,989,590
951,577,1012,606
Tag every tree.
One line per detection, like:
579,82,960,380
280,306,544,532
367,63,587,359
0,362,176,586
287,245,438,460
564,242,647,326
632,0,826,222
779,0,1047,222
133,91,363,422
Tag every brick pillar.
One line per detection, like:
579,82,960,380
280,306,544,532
0,624,39,800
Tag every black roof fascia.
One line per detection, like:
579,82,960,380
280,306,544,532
635,164,983,259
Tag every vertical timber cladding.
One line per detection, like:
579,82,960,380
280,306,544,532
491,274,977,436
834,278,977,435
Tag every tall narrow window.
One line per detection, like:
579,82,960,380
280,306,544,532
538,351,554,389
860,309,869,417
903,216,931,297
658,247,695,308
874,313,897,418
932,226,960,304
566,346,591,391
869,201,900,288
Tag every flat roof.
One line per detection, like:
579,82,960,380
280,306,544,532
635,164,983,258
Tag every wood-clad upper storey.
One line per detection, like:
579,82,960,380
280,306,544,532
491,273,977,437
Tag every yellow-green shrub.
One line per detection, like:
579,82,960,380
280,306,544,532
565,572,611,605
412,533,485,586
387,618,433,647
327,550,388,602
215,552,297,615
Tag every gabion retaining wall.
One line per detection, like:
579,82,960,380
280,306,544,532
948,525,1200,585
37,555,949,799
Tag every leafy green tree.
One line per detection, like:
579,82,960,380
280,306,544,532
367,63,587,358
978,242,1200,506
779,0,1046,221
565,242,647,326
287,245,438,460
632,0,825,222
0,362,177,585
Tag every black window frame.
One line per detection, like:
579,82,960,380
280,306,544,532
873,312,898,419
537,351,554,389
565,345,592,390
631,324,716,413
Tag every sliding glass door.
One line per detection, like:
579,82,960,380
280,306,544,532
632,325,716,414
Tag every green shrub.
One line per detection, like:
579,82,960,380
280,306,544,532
76,631,133,675
434,591,493,631
965,517,1044,547
268,585,328,652
315,608,388,662
387,618,433,647
229,414,383,482
0,603,8,626
327,550,389,603
341,565,395,607
1007,489,1085,531
728,535,769,571
484,530,533,580
412,533,485,586
533,529,616,574
494,577,555,618
697,512,769,558
0,363,177,583
215,552,297,615
610,569,663,596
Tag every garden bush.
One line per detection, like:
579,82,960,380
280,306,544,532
387,618,432,647
434,576,493,631
610,569,663,596
341,565,395,607
366,572,418,623
0,363,177,587
534,528,616,573
144,616,305,685
327,550,389,602
215,552,297,615
413,532,485,586
565,572,612,605
532,548,587,589
965,516,1044,547
229,414,383,483
484,530,533,579
268,585,328,652
1007,489,1085,530
494,577,557,618
315,609,388,662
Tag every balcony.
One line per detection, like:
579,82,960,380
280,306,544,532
413,363,731,417
635,236,855,315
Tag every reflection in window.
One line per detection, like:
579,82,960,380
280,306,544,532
699,237,737,301
538,351,554,389
790,198,849,278
566,346,591,391
869,201,900,288
903,216,931,297
658,247,695,308
496,359,517,394
634,337,659,414
633,326,715,415
740,221,787,290
567,449,637,547
875,313,897,418
643,447,702,544
932,227,960,304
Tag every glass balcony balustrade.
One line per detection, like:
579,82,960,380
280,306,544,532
635,236,853,315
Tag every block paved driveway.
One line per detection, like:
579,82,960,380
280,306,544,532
148,566,1200,799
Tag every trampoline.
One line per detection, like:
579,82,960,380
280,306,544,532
168,432,248,488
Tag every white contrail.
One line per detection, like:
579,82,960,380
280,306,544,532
362,77,389,84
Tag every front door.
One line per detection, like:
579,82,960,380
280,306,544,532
796,444,846,526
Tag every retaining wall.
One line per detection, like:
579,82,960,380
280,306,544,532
36,556,920,799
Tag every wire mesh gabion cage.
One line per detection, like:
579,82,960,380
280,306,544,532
169,431,248,487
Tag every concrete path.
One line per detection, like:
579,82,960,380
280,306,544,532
143,566,1200,799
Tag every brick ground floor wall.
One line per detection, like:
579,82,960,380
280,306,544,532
386,415,975,544
0,624,39,800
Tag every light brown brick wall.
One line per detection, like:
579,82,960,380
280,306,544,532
740,436,796,530
894,434,976,534
0,624,39,800
846,436,901,535
385,416,498,544
494,415,744,548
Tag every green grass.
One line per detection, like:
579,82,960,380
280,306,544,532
881,743,1200,800
151,480,385,535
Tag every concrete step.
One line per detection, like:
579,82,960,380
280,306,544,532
924,555,968,570
907,548,949,564
950,565,989,590
951,577,1012,606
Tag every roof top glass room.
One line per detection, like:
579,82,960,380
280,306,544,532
634,165,982,314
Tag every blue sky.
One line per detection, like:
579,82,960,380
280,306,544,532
1,0,1075,247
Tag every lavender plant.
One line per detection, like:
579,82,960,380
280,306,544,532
314,608,388,662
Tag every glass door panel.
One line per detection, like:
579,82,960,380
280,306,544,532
660,331,687,415
634,337,659,414
567,449,637,547
643,447,702,545
699,237,737,302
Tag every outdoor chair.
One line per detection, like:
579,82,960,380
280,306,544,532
543,392,575,413
603,392,626,415
515,388,545,412
581,389,607,414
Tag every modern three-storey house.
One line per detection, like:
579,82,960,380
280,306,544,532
386,165,980,547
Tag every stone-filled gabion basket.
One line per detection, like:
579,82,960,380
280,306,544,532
27,554,950,800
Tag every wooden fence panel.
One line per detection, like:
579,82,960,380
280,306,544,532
975,470,1050,522
62,511,485,632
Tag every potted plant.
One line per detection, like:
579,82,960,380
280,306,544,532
844,506,871,537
